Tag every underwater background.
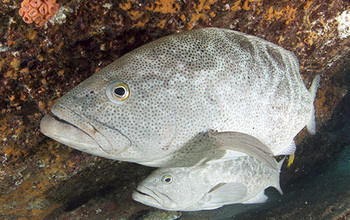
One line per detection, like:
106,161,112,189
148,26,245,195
0,0,349,219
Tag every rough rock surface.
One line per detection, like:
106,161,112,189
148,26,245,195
0,0,349,219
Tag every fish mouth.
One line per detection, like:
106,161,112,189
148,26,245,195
40,103,131,158
132,186,175,210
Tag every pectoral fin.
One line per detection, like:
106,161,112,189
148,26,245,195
206,182,247,205
208,131,278,170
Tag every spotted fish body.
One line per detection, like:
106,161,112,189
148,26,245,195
40,28,319,167
132,155,284,211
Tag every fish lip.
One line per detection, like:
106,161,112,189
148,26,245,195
44,103,130,155
52,104,106,147
40,113,100,152
132,188,162,207
132,186,175,210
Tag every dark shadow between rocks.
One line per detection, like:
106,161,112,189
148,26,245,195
44,159,155,219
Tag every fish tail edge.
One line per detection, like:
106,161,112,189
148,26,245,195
275,157,285,195
306,75,321,135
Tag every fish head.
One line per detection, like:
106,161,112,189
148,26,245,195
40,59,177,161
132,167,207,211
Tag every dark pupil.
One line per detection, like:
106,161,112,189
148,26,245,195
165,178,171,182
114,87,125,96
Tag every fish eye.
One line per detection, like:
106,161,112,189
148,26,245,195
106,81,130,104
161,174,173,184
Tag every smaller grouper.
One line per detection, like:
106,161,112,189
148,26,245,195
40,28,320,167
133,153,284,211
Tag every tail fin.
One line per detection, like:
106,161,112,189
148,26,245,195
306,75,321,135
274,158,285,195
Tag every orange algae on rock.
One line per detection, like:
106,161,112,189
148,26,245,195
146,0,181,13
263,5,297,25
18,0,59,27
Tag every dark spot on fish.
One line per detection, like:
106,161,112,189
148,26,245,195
86,91,95,97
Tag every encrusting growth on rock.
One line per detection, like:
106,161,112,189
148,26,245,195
19,0,59,27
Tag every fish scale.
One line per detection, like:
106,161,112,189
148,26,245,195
40,28,319,167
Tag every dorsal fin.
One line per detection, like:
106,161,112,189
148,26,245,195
208,131,278,170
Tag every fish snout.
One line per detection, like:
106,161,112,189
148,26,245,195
132,185,176,210
41,103,131,159
40,114,99,153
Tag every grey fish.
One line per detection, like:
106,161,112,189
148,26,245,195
132,155,284,211
40,28,320,167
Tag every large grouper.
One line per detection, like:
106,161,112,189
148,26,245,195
40,28,320,167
